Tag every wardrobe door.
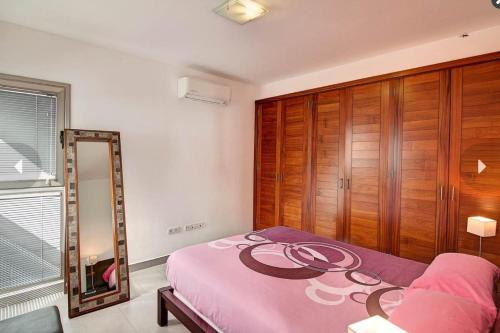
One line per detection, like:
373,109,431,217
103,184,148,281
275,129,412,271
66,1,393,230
345,83,385,250
396,71,449,263
448,60,500,266
280,96,313,231
254,101,281,230
311,90,345,239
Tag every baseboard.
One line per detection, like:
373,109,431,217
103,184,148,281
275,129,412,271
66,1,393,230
129,255,169,273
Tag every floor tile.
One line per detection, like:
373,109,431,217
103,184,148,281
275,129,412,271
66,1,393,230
118,291,188,333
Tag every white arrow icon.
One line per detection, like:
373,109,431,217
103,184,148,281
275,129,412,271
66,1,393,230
14,160,23,175
15,159,23,174
478,160,486,174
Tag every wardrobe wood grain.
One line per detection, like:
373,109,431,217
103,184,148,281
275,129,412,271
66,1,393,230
254,101,280,230
450,60,500,266
311,90,344,239
395,71,450,263
447,68,462,252
345,82,383,251
279,96,313,231
380,79,400,254
436,71,451,255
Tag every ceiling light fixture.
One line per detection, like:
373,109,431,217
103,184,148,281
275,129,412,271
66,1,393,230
214,0,269,25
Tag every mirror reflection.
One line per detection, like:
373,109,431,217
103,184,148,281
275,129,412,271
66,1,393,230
76,141,118,299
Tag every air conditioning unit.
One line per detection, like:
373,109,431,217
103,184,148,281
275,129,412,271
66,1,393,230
178,77,231,105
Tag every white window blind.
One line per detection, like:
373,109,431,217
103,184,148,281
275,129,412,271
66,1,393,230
0,85,64,296
0,192,62,291
0,89,58,182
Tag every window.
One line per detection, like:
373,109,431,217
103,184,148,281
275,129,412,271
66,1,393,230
0,90,57,182
0,74,69,297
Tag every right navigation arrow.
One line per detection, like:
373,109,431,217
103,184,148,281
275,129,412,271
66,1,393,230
478,160,486,174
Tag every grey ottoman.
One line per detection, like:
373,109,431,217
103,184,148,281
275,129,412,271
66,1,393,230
0,306,63,333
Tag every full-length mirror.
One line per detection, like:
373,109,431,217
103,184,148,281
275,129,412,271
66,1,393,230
64,130,129,318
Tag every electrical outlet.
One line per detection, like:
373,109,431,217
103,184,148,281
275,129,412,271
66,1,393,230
185,222,206,232
168,226,183,235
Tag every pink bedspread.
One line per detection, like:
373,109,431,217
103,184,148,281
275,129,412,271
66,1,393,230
166,227,427,333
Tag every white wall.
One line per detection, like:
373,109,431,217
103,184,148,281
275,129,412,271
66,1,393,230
0,21,257,264
258,25,500,99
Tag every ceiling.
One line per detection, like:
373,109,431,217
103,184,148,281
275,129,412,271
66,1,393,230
0,0,498,84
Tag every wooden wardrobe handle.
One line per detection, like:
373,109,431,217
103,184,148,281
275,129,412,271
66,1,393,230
339,178,344,189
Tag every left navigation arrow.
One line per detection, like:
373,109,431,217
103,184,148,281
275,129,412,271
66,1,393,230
15,159,23,174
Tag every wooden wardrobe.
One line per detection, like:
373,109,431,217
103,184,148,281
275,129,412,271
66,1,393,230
254,52,500,266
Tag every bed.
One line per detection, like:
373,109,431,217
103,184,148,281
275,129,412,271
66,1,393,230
158,227,430,332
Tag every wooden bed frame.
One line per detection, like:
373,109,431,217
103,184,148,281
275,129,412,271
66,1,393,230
157,287,217,333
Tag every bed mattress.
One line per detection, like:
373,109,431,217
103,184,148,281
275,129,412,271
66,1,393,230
166,227,428,333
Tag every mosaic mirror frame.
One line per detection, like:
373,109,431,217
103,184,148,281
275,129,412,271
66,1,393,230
64,129,130,318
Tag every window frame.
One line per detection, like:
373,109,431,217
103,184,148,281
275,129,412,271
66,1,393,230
0,73,70,190
0,73,70,297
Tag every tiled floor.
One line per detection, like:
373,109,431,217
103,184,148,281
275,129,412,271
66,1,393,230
52,264,189,333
